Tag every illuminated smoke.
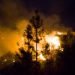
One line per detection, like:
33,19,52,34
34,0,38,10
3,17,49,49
0,0,72,59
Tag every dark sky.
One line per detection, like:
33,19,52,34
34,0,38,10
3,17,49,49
0,0,75,30
21,0,75,28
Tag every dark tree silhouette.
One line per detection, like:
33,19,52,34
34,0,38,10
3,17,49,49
23,24,33,52
30,10,43,61
44,43,50,55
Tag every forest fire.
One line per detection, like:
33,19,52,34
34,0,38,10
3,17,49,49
36,32,63,61
18,31,63,61
17,11,66,62
0,1,75,75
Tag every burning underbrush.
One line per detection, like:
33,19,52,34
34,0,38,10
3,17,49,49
18,31,65,62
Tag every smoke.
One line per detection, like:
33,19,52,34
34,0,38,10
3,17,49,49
0,0,72,57
0,19,29,56
0,0,29,56
42,14,72,33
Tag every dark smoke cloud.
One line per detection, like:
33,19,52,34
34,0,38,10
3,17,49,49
0,0,30,30
0,0,74,30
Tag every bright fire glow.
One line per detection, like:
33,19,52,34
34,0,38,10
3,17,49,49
18,31,63,61
38,54,46,61
45,35,60,50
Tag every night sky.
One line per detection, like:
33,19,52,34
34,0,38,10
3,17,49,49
19,0,75,28
0,0,75,29
21,0,75,29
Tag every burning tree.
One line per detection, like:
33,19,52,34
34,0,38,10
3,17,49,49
17,10,43,62
30,10,43,61
17,10,64,63
23,24,33,52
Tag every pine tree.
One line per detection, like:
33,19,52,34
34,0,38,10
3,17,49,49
24,24,33,52
30,10,43,61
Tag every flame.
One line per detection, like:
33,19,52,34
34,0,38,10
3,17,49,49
45,35,60,50
57,32,63,35
19,31,63,61
34,43,42,51
38,54,46,61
